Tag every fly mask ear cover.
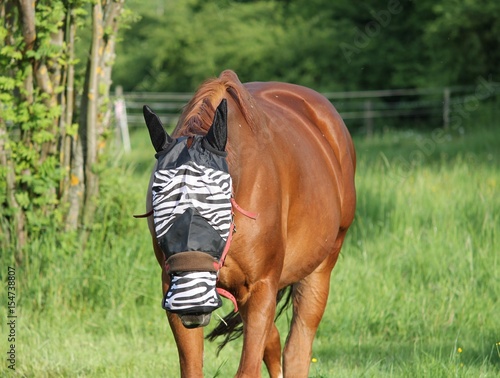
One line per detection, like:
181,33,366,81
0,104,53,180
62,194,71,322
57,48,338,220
145,101,232,315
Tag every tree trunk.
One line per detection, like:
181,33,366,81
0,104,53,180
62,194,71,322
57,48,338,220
1,0,126,251
81,2,103,227
81,0,124,228
61,8,81,231
0,125,27,264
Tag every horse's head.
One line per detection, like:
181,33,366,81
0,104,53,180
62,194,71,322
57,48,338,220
143,100,231,328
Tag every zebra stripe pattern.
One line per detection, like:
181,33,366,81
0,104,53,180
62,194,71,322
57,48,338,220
152,161,232,242
163,271,222,313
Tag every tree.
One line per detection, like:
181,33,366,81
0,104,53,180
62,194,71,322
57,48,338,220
112,0,499,93
422,0,500,86
0,0,126,262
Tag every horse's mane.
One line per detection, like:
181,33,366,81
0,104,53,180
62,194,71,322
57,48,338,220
173,70,260,138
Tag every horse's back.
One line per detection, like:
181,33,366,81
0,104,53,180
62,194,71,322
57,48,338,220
230,81,356,285
244,81,356,229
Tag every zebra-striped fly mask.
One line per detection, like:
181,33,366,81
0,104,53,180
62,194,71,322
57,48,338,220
144,100,231,317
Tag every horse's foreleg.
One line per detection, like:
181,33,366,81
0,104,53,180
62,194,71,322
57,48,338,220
283,232,347,377
162,270,204,378
236,280,278,378
167,313,204,377
263,323,282,378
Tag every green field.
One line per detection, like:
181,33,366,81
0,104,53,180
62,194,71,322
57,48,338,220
1,121,499,377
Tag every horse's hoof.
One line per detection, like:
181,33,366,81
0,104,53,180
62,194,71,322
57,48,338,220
178,313,211,328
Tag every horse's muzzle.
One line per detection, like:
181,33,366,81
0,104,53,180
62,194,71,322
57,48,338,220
162,270,222,319
178,313,212,328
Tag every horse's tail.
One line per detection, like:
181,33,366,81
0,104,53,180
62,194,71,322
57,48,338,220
206,286,293,354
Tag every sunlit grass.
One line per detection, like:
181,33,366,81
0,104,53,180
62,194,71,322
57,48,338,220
308,125,499,377
0,123,498,377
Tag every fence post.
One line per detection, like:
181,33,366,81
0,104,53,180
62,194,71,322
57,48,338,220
443,87,450,130
114,85,131,153
364,99,374,137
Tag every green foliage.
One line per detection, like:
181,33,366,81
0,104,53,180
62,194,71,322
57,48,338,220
424,0,500,86
0,20,63,245
113,0,500,92
1,0,128,254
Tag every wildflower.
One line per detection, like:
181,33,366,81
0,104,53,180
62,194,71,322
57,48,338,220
457,347,463,353
311,358,318,363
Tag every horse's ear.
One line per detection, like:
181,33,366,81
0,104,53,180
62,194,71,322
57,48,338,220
204,99,228,152
143,105,173,152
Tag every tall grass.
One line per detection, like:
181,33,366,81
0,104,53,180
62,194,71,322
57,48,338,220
311,126,499,377
1,120,499,377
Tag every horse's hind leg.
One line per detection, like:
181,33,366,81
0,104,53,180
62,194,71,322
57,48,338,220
282,270,332,377
282,231,347,377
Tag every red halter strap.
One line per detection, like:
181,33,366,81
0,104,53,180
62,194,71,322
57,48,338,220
218,198,258,269
216,198,258,312
230,197,258,220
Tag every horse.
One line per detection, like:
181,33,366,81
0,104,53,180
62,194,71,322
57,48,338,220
141,70,356,377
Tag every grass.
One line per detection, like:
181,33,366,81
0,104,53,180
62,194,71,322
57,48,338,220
1,119,499,377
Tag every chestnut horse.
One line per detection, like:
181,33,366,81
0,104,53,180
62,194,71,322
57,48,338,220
142,70,356,377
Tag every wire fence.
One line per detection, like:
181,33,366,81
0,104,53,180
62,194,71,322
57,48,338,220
114,80,500,150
